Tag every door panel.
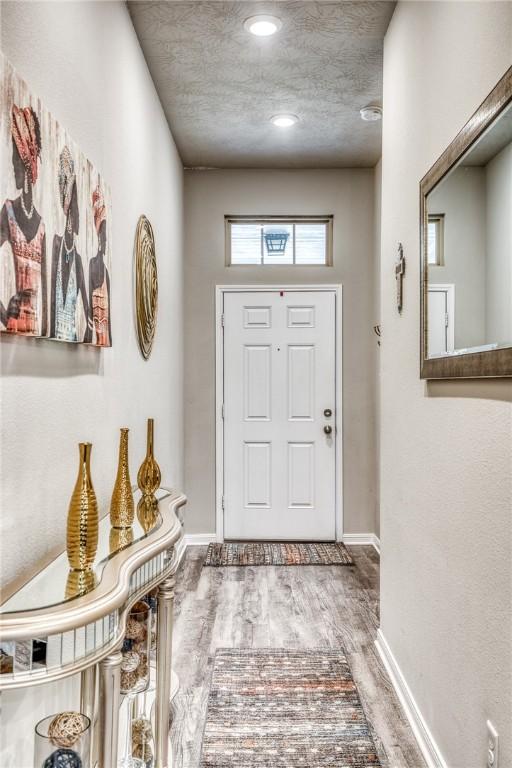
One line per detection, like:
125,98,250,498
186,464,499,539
288,442,315,508
288,345,315,420
223,290,337,541
428,289,448,355
287,305,315,327
244,346,271,420
244,306,271,328
244,442,271,507
428,285,455,355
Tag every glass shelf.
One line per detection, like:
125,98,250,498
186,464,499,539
0,488,171,616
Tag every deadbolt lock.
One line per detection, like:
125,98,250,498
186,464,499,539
324,408,332,418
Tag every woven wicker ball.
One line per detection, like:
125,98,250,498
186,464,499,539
132,640,148,656
136,659,148,681
48,712,85,748
125,617,145,642
0,649,13,674
121,650,140,672
132,716,153,764
132,717,152,745
120,669,139,692
133,742,153,763
43,748,82,768
137,649,148,669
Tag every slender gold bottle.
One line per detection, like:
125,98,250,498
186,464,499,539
137,418,161,496
110,428,134,528
66,442,99,571
137,493,159,534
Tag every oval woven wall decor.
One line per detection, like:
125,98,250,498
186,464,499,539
134,215,158,360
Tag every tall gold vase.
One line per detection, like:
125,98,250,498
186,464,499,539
110,428,134,528
137,418,161,496
66,443,99,571
65,568,97,600
109,525,134,554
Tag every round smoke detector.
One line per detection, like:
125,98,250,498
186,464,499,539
360,105,383,122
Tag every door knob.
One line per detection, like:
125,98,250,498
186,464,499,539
323,425,332,435
324,408,332,417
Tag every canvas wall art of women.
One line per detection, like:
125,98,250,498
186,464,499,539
89,184,111,346
1,55,112,349
50,146,90,342
0,105,47,336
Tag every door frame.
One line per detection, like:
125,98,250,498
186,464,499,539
215,284,343,542
428,283,455,353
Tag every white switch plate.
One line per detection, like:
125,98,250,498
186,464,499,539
487,720,499,768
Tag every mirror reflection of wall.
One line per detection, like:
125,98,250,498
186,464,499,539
426,103,512,357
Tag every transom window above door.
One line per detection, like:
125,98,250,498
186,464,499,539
225,216,333,266
427,213,445,266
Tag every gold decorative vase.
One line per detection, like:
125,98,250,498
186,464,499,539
110,428,134,528
109,525,134,555
137,419,161,496
66,443,99,571
137,494,159,534
65,568,97,600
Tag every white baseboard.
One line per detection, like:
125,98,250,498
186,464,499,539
183,533,217,546
342,533,380,554
375,629,447,768
173,533,216,571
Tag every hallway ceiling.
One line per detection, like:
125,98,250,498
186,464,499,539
128,1,395,168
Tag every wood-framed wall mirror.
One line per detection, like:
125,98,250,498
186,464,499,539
420,66,512,379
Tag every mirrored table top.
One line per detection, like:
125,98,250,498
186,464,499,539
1,488,172,616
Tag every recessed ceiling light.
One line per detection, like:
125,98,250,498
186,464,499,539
360,105,382,122
244,14,282,37
270,114,299,128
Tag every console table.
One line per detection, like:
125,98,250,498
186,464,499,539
0,487,186,768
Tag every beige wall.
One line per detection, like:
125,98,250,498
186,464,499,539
0,2,184,764
380,2,512,765
486,141,512,344
373,160,382,537
184,169,378,537
428,167,487,348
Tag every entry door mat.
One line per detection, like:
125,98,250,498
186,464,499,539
204,542,353,567
200,648,381,767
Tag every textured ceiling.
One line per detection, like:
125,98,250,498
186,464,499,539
129,1,395,168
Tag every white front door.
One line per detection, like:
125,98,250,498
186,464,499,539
222,289,338,541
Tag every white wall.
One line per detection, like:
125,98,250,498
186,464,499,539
184,169,378,537
486,141,512,345
380,2,512,766
428,167,487,348
373,160,382,538
0,2,184,764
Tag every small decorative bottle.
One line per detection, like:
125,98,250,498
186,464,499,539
137,493,159,534
137,418,161,496
66,443,99,571
110,428,135,528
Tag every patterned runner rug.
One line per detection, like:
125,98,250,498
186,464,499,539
200,648,381,767
204,542,353,567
